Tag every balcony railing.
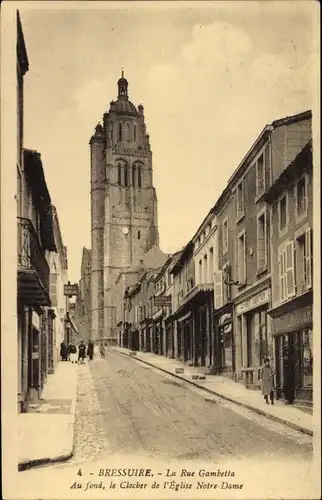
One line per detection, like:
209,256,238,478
17,217,50,305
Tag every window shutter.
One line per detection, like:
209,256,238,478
278,250,285,302
50,273,57,306
214,270,223,309
285,241,295,297
305,228,312,289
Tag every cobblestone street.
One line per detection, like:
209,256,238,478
71,350,312,464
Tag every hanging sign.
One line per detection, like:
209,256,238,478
64,284,79,297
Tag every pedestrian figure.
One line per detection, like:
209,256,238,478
260,357,275,405
78,340,86,364
69,342,77,363
283,355,296,404
87,339,94,361
100,343,105,358
60,341,68,361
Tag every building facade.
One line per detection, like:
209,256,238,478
90,73,159,342
17,13,67,412
265,139,313,403
75,247,91,341
47,207,69,371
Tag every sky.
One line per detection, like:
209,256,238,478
19,1,316,283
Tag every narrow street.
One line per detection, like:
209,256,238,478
16,350,316,499
72,350,312,464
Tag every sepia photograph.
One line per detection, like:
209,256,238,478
1,1,320,499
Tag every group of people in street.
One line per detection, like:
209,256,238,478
260,357,296,405
60,339,96,364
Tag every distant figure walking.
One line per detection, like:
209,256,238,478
87,339,94,361
78,340,86,364
60,342,68,362
69,343,77,363
260,358,275,405
100,344,106,359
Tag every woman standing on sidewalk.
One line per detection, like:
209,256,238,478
260,358,275,405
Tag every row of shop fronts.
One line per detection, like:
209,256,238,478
120,279,313,405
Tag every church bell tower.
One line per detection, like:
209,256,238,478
90,72,159,341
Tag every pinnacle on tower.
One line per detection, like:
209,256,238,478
117,69,128,99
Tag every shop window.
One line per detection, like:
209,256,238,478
257,210,267,271
237,230,246,284
301,329,313,387
223,218,228,254
278,194,288,233
256,152,265,199
296,175,308,219
236,181,245,220
278,240,295,302
296,228,312,293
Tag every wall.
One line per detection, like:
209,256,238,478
271,119,312,184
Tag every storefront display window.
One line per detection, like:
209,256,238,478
246,307,268,368
301,329,313,387
218,312,234,372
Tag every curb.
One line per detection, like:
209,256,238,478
18,365,79,472
110,348,313,437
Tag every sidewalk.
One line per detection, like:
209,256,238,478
18,361,79,471
110,346,313,437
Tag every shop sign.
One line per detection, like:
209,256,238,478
64,283,79,296
32,311,40,330
153,296,171,307
236,289,270,316
273,306,312,335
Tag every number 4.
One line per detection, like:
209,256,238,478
77,469,82,477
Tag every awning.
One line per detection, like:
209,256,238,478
152,308,164,321
177,310,191,322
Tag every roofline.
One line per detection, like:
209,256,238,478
227,110,312,188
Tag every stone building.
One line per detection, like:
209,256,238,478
75,247,91,340
46,207,69,372
16,12,68,412
214,110,312,394
115,245,168,348
265,137,313,403
90,72,159,341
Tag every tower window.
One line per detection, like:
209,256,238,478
117,165,122,186
118,123,122,141
132,165,136,187
138,231,141,240
138,166,142,188
124,164,129,187
134,125,136,141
